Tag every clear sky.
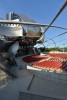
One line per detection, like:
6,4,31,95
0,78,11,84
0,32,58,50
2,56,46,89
0,0,67,48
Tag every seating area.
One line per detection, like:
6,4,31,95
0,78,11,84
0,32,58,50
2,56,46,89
32,53,67,72
23,53,67,72
23,55,48,63
48,53,67,60
32,60,67,72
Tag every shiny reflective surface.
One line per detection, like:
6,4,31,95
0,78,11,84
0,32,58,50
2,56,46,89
0,25,22,37
13,14,43,38
26,26,42,37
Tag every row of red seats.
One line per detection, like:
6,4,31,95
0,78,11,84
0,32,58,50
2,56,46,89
23,53,67,63
32,59,67,72
22,53,67,72
23,55,47,63
48,53,67,60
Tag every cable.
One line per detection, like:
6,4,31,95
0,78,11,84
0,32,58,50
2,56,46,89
47,41,67,47
44,1,67,34
51,32,67,39
46,37,67,46
45,31,67,46
38,1,67,44
45,31,67,42
35,1,67,48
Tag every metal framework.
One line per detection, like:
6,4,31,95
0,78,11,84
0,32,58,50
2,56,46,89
51,32,67,39
46,38,67,47
0,1,66,48
0,20,67,30
0,1,66,29
44,1,67,34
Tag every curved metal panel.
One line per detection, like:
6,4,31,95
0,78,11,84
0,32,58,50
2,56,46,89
0,25,23,37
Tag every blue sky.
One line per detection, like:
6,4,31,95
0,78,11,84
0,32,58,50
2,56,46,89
0,0,67,48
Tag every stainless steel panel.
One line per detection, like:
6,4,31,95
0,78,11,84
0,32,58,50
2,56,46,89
0,25,22,37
